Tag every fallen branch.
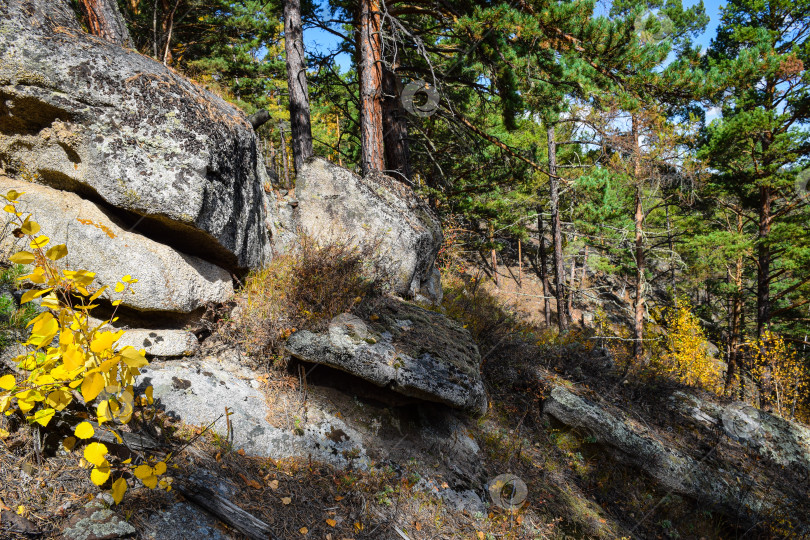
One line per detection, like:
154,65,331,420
175,479,279,540
88,421,163,452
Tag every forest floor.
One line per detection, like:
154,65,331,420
1,260,807,539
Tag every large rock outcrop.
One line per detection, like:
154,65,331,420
0,0,270,273
291,158,443,302
543,385,810,534
285,297,487,416
0,178,233,313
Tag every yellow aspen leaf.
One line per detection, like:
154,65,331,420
20,288,51,304
90,331,124,354
5,189,23,201
28,310,54,330
299,527,308,535
29,235,49,249
28,313,58,349
40,292,59,310
281,497,292,505
153,462,167,476
81,372,104,402
111,300,122,306
119,347,148,368
45,244,68,261
91,459,111,486
74,421,95,439
73,271,96,287
97,400,111,424
145,386,154,405
8,251,35,264
0,428,9,438
25,267,46,284
33,373,55,386
0,395,10,413
111,478,127,504
20,220,40,235
46,388,72,411
354,521,364,531
134,465,158,489
121,275,132,283
17,397,36,413
31,407,55,426
114,283,125,293
62,346,84,371
84,442,108,466
98,358,119,375
62,437,77,451
88,286,108,303
0,374,15,390
325,519,336,527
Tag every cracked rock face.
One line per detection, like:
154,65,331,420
0,179,233,313
136,357,372,468
544,385,810,535
293,158,443,302
285,296,487,416
0,0,270,272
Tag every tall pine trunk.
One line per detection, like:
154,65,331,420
757,184,772,338
284,0,314,175
727,256,744,393
633,185,645,359
356,0,385,175
548,123,568,332
537,211,552,326
631,116,645,360
78,0,133,47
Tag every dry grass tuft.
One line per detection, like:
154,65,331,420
221,239,380,359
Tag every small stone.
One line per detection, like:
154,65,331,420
62,500,136,540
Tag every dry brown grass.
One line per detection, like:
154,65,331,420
220,239,380,360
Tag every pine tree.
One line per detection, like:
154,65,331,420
702,0,810,341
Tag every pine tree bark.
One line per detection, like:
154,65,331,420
356,0,385,175
536,211,552,326
284,0,313,175
548,123,568,332
633,185,645,360
489,221,499,288
382,66,412,181
631,116,645,360
727,256,744,393
567,238,578,316
756,184,772,338
279,127,290,190
78,0,133,47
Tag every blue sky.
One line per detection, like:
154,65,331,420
303,0,726,73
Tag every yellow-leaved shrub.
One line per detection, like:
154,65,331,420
658,298,723,394
0,189,169,503
747,331,809,421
